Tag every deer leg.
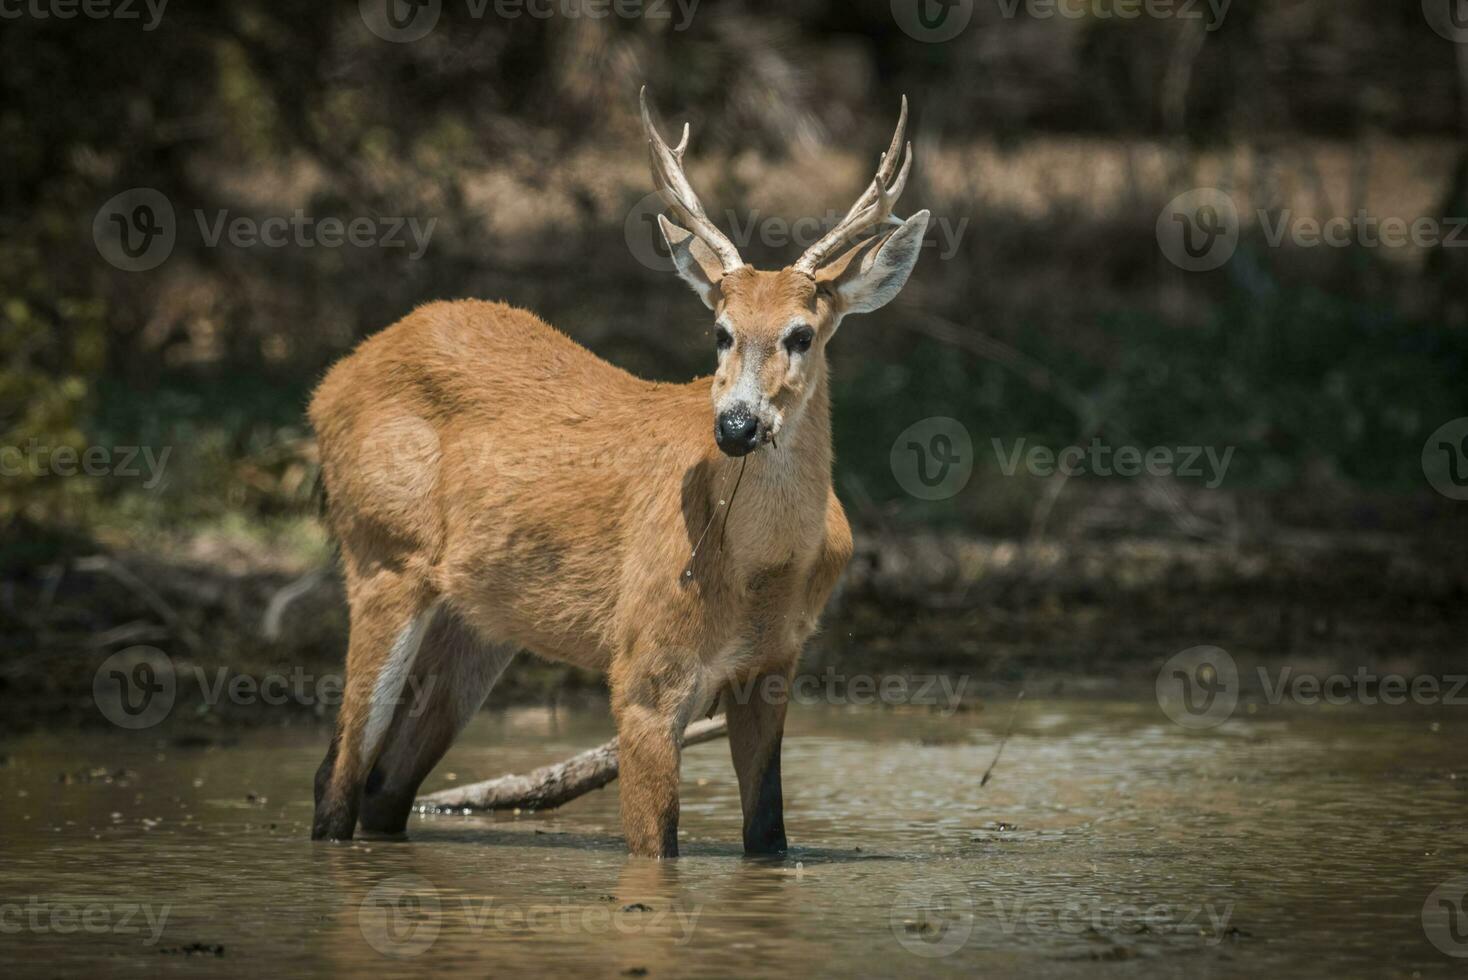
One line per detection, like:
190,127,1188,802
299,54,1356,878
312,581,436,841
725,669,792,855
611,662,700,859
359,612,517,837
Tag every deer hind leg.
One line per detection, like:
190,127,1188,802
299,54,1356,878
358,610,517,837
312,579,437,841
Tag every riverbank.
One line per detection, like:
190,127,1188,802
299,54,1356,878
4,508,1463,736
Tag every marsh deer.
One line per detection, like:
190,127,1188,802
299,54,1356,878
310,90,930,857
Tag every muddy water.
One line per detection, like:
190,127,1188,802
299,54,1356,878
1,701,1464,978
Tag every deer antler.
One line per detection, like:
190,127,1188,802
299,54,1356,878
640,88,746,274
793,96,913,276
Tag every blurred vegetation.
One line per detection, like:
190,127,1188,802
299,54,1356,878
1,0,1466,566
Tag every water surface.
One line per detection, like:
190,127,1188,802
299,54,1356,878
1,701,1464,977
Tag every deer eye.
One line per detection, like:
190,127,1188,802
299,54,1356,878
715,326,733,351
785,326,815,355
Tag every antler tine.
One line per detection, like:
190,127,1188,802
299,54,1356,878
837,95,909,224
639,87,745,273
794,97,914,276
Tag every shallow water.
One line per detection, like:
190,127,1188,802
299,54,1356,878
1,700,1465,978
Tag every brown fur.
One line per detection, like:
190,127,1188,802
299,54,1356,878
310,276,854,855
310,94,927,855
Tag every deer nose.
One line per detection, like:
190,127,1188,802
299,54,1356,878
715,405,760,456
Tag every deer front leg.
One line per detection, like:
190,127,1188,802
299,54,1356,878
610,661,699,859
725,668,792,855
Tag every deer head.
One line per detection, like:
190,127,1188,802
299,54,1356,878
641,89,930,457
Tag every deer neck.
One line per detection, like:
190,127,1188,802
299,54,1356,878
699,357,833,570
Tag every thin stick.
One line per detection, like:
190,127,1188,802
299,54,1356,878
980,690,1024,788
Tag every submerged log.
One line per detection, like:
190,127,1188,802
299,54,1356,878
414,715,729,814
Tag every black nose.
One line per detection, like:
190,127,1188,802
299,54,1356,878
715,405,760,456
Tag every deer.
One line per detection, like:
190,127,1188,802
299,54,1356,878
309,89,930,858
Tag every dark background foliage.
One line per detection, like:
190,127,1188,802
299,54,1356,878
2,1,1465,712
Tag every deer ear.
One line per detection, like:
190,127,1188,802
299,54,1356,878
658,215,724,310
816,210,930,316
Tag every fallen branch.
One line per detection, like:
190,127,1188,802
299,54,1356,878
415,715,729,814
